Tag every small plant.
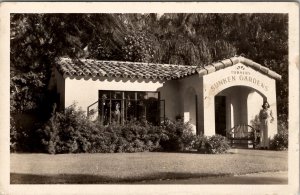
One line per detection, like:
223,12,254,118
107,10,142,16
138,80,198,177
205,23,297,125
38,104,98,154
159,120,195,152
204,135,231,154
192,134,230,154
269,114,289,151
270,131,288,151
192,135,208,152
10,116,18,152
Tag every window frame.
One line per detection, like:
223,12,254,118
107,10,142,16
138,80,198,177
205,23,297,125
98,90,164,125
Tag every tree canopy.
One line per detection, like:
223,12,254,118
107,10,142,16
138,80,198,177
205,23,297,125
10,13,288,122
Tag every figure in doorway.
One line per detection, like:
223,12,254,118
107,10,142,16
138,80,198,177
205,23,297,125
112,102,121,124
259,101,274,149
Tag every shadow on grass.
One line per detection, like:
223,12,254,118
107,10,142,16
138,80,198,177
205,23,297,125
158,150,237,155
11,172,234,184
136,174,288,184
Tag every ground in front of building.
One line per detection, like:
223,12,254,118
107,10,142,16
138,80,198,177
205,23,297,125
10,149,287,184
134,171,288,184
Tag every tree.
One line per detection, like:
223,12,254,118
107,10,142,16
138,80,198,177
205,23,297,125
10,13,289,152
10,13,128,151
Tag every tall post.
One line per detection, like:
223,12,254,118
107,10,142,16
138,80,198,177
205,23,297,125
203,94,216,136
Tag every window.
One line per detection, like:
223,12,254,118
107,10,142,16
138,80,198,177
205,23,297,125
98,90,164,125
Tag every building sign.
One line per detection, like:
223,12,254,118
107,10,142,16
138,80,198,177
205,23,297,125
210,65,269,92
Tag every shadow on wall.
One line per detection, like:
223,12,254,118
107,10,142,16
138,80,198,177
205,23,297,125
86,76,163,84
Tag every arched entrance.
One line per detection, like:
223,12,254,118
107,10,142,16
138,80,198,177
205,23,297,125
184,87,197,134
200,61,278,138
214,86,267,136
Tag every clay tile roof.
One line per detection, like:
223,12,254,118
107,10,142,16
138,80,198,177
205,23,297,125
57,57,198,80
56,56,281,81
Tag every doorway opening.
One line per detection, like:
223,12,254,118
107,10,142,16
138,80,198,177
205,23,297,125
183,87,197,134
215,96,226,136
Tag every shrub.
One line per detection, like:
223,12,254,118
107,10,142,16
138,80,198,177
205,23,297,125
159,121,230,153
205,134,231,154
115,137,129,153
270,113,288,151
38,105,166,154
37,105,231,154
192,134,208,152
10,116,18,152
251,113,288,151
159,120,195,152
38,104,98,154
270,130,288,151
191,134,230,154
10,113,45,153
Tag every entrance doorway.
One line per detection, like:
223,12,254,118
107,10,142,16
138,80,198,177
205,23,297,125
215,96,226,136
184,87,197,134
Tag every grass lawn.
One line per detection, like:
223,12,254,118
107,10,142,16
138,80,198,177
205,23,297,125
10,149,287,184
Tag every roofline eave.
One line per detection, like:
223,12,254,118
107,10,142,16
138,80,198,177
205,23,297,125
194,56,282,81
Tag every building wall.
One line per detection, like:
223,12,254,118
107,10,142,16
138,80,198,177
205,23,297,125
202,62,278,138
247,90,264,125
57,62,278,139
178,74,204,134
158,80,181,120
61,72,181,121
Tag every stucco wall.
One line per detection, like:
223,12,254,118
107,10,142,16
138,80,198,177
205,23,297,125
202,62,278,137
64,76,163,112
61,73,181,121
247,90,264,125
158,80,181,120
178,74,204,134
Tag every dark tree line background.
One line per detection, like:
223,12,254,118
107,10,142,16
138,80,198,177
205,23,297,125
10,13,288,151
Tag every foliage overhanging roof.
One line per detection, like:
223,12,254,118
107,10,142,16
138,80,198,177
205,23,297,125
56,56,282,81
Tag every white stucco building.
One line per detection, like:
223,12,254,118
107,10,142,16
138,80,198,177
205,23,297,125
51,56,281,140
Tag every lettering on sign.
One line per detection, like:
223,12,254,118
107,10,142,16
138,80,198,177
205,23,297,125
211,65,269,92
211,76,236,91
238,75,268,91
231,70,250,75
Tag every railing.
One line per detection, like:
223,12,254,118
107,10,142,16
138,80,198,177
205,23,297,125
87,100,99,118
226,124,260,148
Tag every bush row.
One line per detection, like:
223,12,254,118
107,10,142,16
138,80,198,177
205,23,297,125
160,120,231,154
37,105,169,154
11,105,287,154
28,105,231,154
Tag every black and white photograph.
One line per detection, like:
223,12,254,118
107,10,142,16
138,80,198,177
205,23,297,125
0,2,299,195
